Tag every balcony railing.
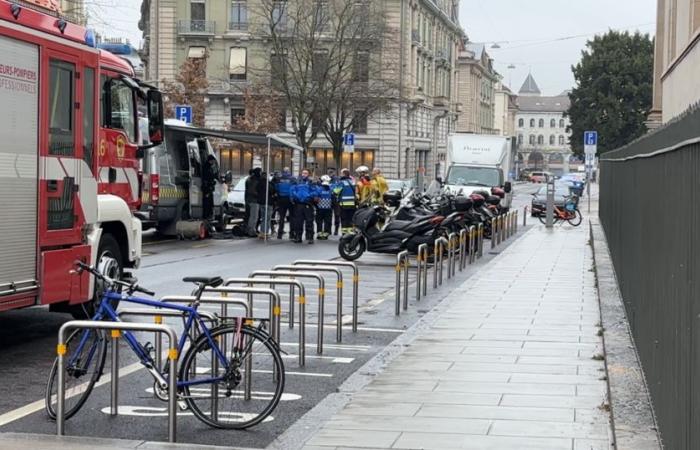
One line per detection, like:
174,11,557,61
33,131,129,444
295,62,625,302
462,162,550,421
177,20,216,35
228,21,248,31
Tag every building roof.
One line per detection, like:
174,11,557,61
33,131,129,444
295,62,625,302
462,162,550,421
465,43,485,59
517,95,570,113
519,73,541,96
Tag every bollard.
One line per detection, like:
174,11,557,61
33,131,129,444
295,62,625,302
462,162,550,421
57,321,178,442
491,218,497,249
416,244,429,300
523,205,528,226
294,260,359,333
459,229,468,270
433,237,448,287
395,251,409,315
274,265,344,342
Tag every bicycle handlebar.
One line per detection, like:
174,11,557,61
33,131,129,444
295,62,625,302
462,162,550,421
73,261,155,297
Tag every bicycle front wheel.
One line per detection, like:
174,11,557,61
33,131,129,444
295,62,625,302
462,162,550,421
45,328,108,420
180,325,284,429
567,209,583,226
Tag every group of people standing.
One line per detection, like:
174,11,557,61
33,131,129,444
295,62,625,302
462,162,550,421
243,165,389,244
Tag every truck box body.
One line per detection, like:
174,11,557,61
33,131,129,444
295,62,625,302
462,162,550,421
444,134,514,206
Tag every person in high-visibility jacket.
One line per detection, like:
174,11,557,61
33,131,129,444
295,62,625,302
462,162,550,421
355,166,372,205
333,168,357,235
370,168,389,205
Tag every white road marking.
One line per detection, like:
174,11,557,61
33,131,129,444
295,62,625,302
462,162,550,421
254,369,333,378
99,405,273,423
0,361,144,427
144,387,301,401
279,342,371,351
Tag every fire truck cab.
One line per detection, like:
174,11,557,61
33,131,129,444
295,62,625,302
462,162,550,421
0,0,164,315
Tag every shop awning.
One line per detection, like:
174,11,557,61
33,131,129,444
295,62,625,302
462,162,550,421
165,123,302,151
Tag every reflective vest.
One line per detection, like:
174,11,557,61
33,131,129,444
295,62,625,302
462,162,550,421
334,178,356,208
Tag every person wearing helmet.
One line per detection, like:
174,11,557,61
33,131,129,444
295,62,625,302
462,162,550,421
315,175,334,240
355,166,372,205
333,168,357,235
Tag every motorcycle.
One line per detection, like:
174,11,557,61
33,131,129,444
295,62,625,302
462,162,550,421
338,204,445,261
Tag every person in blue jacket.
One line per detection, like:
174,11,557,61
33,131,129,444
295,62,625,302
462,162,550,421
290,169,318,244
315,175,334,240
274,167,296,240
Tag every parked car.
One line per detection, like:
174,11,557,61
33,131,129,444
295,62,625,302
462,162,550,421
386,179,415,194
529,171,553,183
225,176,247,217
558,173,586,197
530,183,571,216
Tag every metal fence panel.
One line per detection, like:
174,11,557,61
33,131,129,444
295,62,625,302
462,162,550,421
600,107,700,450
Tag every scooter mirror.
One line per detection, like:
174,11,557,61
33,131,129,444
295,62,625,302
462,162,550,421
504,181,512,193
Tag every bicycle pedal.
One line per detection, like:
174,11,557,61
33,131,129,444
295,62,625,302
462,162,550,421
178,400,189,411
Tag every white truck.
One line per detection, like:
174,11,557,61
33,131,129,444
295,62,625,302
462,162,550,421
444,134,515,207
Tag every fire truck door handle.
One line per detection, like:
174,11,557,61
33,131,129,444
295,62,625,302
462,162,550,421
47,180,58,192
108,168,117,183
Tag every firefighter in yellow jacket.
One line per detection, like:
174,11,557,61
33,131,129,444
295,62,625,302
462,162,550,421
370,168,389,205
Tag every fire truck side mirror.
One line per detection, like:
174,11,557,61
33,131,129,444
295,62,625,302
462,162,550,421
147,90,164,145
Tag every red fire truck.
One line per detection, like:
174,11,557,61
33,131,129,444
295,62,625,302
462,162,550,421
0,0,164,315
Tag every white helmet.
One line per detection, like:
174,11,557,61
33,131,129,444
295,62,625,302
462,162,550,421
356,165,369,175
320,175,332,185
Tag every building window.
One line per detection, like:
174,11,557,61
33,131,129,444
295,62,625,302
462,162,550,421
187,46,207,59
229,0,247,30
529,118,535,127
518,118,524,127
190,0,206,31
230,108,245,126
314,1,329,32
559,118,565,128
537,135,544,145
559,135,565,145
549,135,555,145
529,135,535,145
229,47,247,81
538,119,544,128
272,1,288,31
517,134,523,145
353,52,369,82
270,52,286,89
313,50,329,82
550,118,556,128
353,110,367,134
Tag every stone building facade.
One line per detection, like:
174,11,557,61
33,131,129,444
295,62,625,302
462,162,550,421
493,81,518,138
141,0,462,181
514,74,572,175
455,42,498,134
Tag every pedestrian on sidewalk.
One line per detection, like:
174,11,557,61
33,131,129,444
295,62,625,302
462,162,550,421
315,175,334,240
245,168,262,237
290,169,317,244
257,172,276,239
333,168,357,235
274,166,296,239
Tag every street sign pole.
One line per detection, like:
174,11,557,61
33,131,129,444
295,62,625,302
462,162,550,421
583,131,598,215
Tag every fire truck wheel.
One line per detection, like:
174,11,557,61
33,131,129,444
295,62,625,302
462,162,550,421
69,234,123,319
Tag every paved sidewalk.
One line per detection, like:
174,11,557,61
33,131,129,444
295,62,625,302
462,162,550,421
302,221,611,449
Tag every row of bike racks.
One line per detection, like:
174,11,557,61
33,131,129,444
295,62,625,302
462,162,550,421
395,209,521,316
55,258,361,442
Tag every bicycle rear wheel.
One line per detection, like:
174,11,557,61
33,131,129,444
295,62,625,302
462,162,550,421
567,209,583,226
180,324,284,429
45,328,108,420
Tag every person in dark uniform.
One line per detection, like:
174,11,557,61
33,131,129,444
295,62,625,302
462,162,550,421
290,169,317,244
202,155,219,220
332,168,357,235
315,175,334,240
274,167,296,239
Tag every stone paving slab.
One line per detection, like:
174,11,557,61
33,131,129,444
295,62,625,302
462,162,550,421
300,221,612,449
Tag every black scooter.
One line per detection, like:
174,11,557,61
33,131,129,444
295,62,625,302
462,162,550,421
338,205,444,261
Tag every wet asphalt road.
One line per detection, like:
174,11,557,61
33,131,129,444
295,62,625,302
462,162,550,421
0,184,540,447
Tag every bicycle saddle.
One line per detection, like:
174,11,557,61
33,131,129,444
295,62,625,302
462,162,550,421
182,276,224,288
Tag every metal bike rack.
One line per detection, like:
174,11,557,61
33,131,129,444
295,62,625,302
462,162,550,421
515,210,519,233
433,237,448,288
491,218,497,249
224,278,306,366
274,265,344,342
448,232,459,277
477,223,484,258
294,260,360,333
56,321,178,442
502,215,507,242
467,226,477,264
249,270,327,354
416,244,429,300
395,251,410,315
523,205,528,226
458,229,468,271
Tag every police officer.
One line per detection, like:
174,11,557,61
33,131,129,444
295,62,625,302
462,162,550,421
333,168,357,235
315,175,334,240
290,169,317,244
327,168,341,235
274,166,296,239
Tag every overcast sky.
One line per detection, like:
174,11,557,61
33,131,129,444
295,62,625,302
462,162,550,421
461,0,657,95
92,0,657,96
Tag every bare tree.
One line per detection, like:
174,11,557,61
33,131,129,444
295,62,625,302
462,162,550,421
162,54,209,127
252,0,397,166
231,84,284,134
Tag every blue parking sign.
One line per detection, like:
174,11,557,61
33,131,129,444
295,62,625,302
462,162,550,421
344,133,355,146
175,105,193,124
584,131,598,146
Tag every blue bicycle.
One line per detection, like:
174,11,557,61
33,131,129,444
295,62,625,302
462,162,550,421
45,262,284,429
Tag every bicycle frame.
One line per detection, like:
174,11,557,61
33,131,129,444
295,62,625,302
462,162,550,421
71,291,231,389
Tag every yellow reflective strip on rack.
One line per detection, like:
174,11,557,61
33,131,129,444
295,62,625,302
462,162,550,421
318,287,326,296
57,344,67,356
298,295,306,304
273,306,281,316
220,291,228,298
336,281,343,289
154,315,163,324
395,264,401,272
168,348,178,360
352,275,360,283
111,330,121,338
